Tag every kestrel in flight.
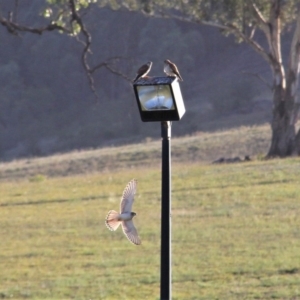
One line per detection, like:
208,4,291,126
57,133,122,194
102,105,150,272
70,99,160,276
164,59,183,81
105,179,141,245
133,61,152,82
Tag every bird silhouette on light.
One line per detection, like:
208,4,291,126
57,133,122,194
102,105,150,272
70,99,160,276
133,61,152,82
164,59,183,81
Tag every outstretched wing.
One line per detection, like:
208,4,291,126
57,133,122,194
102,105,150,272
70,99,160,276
122,220,141,245
120,179,137,213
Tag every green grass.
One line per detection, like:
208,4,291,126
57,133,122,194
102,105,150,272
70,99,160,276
1,156,300,299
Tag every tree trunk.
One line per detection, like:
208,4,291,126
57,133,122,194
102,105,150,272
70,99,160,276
267,3,300,157
294,124,300,155
267,86,296,157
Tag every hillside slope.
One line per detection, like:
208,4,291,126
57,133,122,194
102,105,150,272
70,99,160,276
0,124,271,180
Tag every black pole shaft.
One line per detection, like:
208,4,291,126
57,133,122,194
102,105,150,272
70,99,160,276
160,121,172,300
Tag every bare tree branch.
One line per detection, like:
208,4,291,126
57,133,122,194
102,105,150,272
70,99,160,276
0,1,132,102
153,7,229,30
249,25,256,40
158,9,275,67
68,0,99,100
90,56,132,81
151,6,274,64
67,1,133,98
228,23,274,63
0,15,70,35
242,71,273,90
249,0,269,29
248,0,275,56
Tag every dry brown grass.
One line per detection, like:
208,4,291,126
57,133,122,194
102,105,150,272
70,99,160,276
0,124,271,181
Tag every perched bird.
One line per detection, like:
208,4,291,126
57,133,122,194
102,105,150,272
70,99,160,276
164,59,183,81
133,61,152,82
105,179,141,245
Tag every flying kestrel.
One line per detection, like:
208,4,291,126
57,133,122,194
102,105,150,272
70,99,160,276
133,61,152,82
105,179,141,245
164,59,183,81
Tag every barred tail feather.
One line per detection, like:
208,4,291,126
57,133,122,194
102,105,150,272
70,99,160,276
105,210,121,231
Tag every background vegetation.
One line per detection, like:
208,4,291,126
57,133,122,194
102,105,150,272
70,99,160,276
0,1,273,160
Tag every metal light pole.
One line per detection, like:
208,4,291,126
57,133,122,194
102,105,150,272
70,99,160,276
160,121,172,300
133,76,185,300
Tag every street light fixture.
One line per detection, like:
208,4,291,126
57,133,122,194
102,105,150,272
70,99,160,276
133,76,185,300
133,77,185,122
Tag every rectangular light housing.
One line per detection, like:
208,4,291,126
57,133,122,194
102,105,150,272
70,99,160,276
133,77,185,122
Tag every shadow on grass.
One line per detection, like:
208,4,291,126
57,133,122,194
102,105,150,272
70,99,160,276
0,195,107,207
278,268,299,275
172,178,297,194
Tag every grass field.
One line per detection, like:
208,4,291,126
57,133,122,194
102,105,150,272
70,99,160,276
1,125,300,299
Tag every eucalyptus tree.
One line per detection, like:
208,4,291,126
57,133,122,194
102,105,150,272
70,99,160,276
176,1,300,157
103,0,300,157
